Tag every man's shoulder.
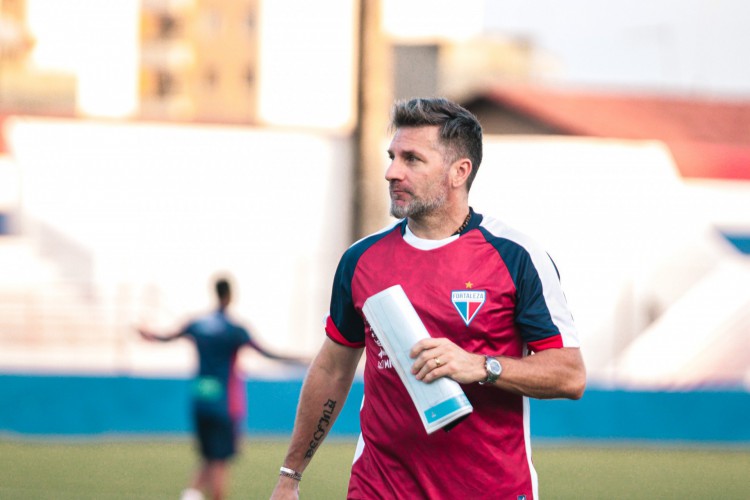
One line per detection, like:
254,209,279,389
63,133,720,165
342,220,402,260
477,214,543,252
474,214,560,275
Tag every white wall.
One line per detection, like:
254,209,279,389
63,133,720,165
7,117,353,356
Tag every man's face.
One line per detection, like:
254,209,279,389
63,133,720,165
386,126,451,219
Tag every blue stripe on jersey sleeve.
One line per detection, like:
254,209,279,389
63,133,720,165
329,223,403,345
478,227,562,344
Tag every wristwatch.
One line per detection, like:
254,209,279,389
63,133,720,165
479,355,502,385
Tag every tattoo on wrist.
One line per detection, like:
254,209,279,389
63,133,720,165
304,399,337,459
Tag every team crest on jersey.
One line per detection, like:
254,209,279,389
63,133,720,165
451,290,486,326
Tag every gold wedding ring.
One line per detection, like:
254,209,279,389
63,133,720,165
434,357,442,367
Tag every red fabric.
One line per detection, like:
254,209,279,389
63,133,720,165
325,315,364,348
337,227,541,499
528,335,564,352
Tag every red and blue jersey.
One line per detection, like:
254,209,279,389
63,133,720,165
325,209,579,500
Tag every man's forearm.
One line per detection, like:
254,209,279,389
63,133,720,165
494,347,586,400
281,340,362,472
282,371,351,471
137,327,181,342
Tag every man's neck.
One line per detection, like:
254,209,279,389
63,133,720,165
407,205,470,240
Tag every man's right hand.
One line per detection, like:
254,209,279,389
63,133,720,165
269,476,301,499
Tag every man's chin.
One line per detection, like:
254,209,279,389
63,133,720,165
389,201,409,219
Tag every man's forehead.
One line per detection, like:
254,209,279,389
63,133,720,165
390,125,442,151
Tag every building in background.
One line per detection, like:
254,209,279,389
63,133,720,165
139,0,261,123
5,0,262,123
11,0,356,127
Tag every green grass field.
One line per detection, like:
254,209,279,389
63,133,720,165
0,437,748,499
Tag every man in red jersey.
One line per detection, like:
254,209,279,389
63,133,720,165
270,98,586,500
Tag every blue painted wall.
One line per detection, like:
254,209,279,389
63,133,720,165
1,374,748,443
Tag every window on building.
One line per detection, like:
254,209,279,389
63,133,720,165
157,14,179,38
156,71,176,97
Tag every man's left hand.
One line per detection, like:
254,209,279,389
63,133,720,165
409,338,485,384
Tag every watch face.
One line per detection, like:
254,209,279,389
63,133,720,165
480,356,502,385
488,358,502,375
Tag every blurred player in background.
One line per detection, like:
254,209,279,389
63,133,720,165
138,276,304,500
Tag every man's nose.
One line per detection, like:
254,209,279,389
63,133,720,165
385,160,402,181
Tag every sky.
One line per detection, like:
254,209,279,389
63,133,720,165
483,0,750,97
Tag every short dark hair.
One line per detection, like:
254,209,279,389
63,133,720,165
215,278,231,300
390,97,483,190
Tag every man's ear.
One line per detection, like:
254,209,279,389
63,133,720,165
451,158,472,189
